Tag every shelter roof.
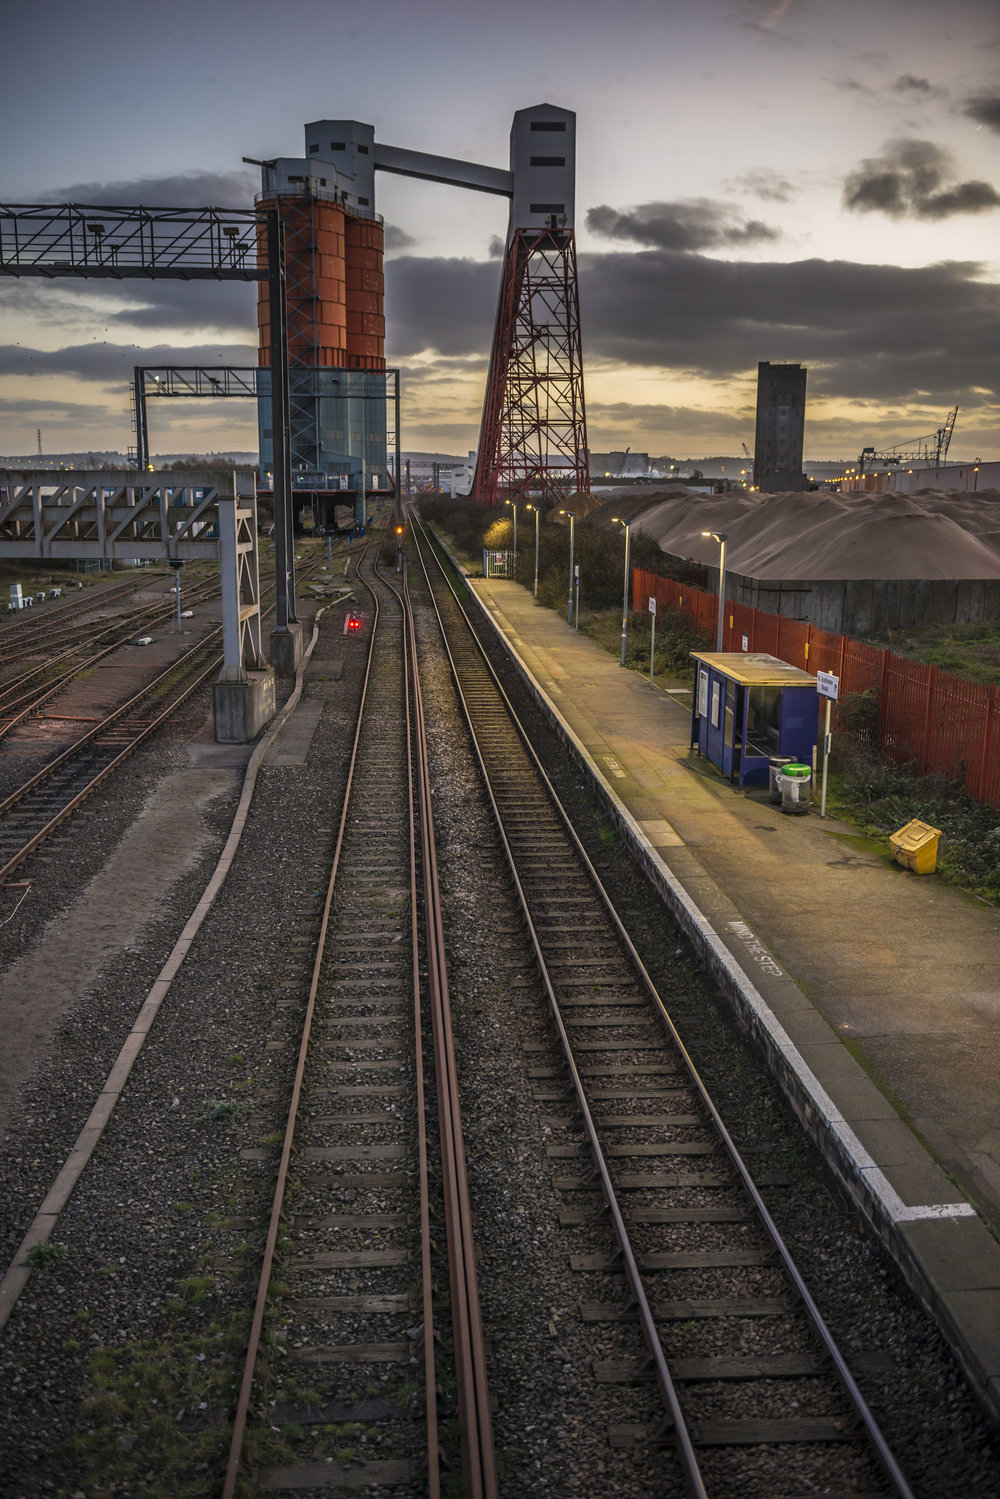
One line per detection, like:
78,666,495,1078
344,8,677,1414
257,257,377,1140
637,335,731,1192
690,651,816,688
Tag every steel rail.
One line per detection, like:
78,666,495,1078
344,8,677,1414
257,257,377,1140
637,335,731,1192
402,559,499,1499
372,547,441,1496
222,534,442,1499
0,643,221,885
410,525,692,1488
0,577,146,644
0,576,222,733
0,576,218,668
0,554,327,884
411,513,916,1499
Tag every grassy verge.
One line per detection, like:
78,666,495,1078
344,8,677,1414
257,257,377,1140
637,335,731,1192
827,742,1000,903
877,619,1000,687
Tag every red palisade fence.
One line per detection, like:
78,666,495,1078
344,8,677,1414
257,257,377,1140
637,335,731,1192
632,567,1000,810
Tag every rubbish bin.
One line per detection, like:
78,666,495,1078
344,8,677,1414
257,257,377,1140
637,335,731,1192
780,763,811,815
768,756,795,804
890,819,942,874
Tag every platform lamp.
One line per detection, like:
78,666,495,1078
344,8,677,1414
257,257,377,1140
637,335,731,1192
525,503,541,597
504,498,518,574
701,531,728,651
611,517,631,666
558,508,575,624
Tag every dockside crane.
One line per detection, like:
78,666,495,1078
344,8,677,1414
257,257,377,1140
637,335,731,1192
857,406,958,474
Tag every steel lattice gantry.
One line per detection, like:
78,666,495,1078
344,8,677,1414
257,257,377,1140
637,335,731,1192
472,225,588,506
0,201,300,652
0,203,260,278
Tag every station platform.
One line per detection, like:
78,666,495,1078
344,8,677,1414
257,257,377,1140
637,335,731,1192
462,567,1000,1422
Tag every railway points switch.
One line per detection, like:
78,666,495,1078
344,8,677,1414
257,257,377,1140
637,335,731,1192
890,819,942,875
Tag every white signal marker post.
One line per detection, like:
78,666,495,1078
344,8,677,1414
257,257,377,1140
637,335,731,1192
648,595,657,686
816,671,839,818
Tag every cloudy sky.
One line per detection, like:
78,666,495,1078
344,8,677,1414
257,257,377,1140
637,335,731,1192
1,0,998,461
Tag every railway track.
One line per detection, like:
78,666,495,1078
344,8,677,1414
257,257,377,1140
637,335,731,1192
0,575,149,648
409,514,915,1499
0,574,222,735
224,535,497,1498
0,548,333,881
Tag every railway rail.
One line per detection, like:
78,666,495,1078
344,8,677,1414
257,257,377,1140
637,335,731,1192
0,547,333,881
223,534,497,1498
0,573,222,736
409,513,915,1498
0,574,148,644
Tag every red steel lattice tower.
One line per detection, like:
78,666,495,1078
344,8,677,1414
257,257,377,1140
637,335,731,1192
473,225,589,505
470,103,589,505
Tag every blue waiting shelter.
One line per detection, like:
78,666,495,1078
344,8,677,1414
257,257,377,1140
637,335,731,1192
690,651,819,789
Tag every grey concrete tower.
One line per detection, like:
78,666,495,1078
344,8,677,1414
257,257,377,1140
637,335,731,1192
753,362,806,493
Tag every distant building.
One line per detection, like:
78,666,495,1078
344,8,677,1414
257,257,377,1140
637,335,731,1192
754,362,806,493
589,451,651,479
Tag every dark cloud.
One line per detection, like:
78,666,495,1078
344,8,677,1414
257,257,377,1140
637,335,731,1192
843,138,1000,219
39,169,257,208
963,93,1000,134
0,397,112,417
385,256,499,359
0,342,257,382
385,245,1000,407
732,170,794,204
106,280,258,335
585,200,780,253
487,235,506,259
586,401,752,441
892,74,936,95
384,223,417,253
0,277,258,338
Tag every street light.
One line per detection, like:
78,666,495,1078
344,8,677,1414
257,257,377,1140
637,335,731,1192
558,508,575,625
525,503,540,597
612,517,631,666
504,498,518,573
701,531,728,651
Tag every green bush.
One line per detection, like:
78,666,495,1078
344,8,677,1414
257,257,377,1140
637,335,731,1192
831,740,1000,901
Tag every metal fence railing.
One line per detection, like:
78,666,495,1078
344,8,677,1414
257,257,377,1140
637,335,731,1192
632,567,1000,810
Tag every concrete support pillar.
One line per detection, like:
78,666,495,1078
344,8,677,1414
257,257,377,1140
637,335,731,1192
270,621,305,676
213,672,277,743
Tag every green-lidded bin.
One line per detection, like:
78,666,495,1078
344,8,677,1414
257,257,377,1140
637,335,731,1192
780,763,811,815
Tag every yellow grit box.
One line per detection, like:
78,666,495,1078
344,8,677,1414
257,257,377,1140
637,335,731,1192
890,819,942,875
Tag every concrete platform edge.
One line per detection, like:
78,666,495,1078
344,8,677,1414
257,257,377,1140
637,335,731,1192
431,531,1000,1424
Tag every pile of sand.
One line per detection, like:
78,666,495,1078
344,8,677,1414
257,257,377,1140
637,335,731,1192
630,488,1000,581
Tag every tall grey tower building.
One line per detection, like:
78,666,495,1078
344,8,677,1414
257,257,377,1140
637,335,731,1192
753,362,806,493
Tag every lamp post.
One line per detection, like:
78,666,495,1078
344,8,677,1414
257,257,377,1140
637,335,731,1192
505,498,518,574
702,531,728,651
612,517,631,666
526,503,540,597
559,508,575,624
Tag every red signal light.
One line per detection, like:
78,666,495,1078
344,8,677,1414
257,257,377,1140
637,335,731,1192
347,612,362,632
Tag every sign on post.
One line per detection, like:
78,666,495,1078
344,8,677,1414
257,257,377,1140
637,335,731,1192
815,672,839,817
648,596,656,684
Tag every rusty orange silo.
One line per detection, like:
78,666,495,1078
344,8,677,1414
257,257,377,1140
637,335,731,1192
344,216,385,371
257,196,349,369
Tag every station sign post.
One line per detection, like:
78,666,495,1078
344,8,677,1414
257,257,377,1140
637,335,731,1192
648,595,657,686
816,671,839,818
